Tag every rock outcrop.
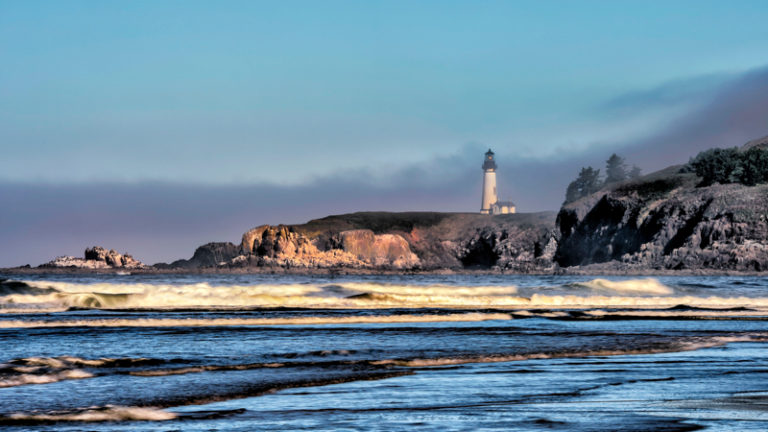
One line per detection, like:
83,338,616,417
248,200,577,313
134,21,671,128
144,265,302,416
166,242,241,269
555,166,768,271
84,246,143,268
169,212,557,271
230,224,420,269
44,246,145,269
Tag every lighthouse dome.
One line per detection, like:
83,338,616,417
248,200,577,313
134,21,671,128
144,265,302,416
482,149,497,170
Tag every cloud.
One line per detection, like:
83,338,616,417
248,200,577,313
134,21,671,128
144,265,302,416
2,66,768,267
498,65,768,209
599,72,731,115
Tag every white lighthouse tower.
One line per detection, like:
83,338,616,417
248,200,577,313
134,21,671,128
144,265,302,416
480,149,498,214
480,149,516,215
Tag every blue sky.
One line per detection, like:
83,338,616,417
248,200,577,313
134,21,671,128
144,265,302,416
2,1,768,265
2,0,768,183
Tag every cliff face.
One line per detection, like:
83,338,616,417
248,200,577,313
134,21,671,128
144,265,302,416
555,166,768,271
171,212,557,271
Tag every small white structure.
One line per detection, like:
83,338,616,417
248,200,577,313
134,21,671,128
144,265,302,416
480,149,516,215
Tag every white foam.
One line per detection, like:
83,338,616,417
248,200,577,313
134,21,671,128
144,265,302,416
6,406,176,422
0,312,513,328
3,280,524,310
2,278,767,312
573,278,673,295
527,293,768,309
0,369,93,388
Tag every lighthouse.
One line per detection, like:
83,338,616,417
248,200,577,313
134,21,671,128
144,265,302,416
480,149,516,215
480,149,498,214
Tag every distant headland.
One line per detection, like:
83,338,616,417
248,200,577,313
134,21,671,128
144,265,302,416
5,135,768,275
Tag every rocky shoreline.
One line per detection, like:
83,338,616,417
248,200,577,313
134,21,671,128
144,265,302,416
4,263,766,276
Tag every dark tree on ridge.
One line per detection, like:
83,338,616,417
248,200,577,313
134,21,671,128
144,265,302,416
604,153,627,184
564,167,602,203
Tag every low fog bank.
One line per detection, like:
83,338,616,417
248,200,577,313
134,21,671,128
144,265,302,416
0,177,479,266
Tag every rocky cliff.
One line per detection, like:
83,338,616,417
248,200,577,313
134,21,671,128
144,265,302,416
169,212,557,271
555,166,768,272
167,156,768,273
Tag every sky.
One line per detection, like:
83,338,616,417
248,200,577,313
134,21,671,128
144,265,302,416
2,1,768,266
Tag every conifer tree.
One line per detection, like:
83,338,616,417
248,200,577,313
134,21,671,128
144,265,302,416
564,167,601,203
605,154,627,184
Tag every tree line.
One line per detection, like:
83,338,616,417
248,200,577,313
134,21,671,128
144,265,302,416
564,154,641,204
563,146,768,204
684,146,768,186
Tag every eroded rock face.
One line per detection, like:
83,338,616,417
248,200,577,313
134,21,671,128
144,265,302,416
555,172,768,271
178,212,557,271
335,230,420,269
402,214,557,272
241,225,270,254
222,225,419,269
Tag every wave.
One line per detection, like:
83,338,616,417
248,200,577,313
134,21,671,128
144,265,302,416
5,333,761,386
1,406,177,423
0,356,179,388
1,278,767,313
123,334,768,378
129,362,287,377
0,312,513,328
373,334,768,367
525,294,768,310
570,278,673,295
0,369,93,388
1,280,526,310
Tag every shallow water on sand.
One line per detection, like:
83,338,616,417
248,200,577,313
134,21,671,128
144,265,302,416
1,273,767,431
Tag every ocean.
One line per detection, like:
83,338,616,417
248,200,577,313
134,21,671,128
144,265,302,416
1,273,767,431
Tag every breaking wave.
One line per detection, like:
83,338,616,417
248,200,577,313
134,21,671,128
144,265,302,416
0,280,526,311
1,278,767,316
570,278,673,295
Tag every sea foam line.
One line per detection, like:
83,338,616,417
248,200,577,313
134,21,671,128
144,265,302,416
3,406,176,422
0,312,513,328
